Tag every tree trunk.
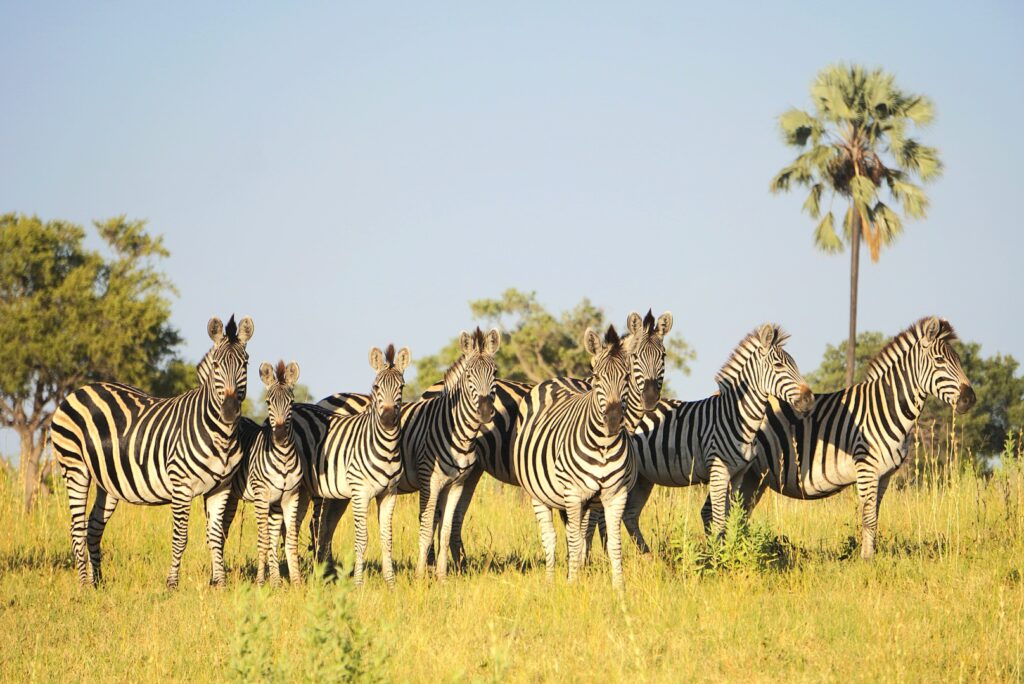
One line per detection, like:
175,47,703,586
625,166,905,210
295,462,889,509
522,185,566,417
846,206,861,387
17,428,46,511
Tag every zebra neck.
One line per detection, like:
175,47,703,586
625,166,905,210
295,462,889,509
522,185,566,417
444,390,482,454
862,363,929,435
623,380,643,433
717,377,771,446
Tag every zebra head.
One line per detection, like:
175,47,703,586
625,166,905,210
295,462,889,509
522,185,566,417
203,315,254,424
259,360,300,447
748,323,814,414
625,309,673,412
584,325,629,437
455,327,500,425
915,317,976,414
369,344,411,430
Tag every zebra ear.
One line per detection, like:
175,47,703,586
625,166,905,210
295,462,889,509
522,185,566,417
583,328,602,358
484,329,501,356
236,316,254,345
395,347,412,372
921,316,942,347
626,312,644,336
259,362,275,387
656,312,673,338
459,331,474,355
369,347,386,371
757,324,776,354
285,362,300,386
208,317,225,344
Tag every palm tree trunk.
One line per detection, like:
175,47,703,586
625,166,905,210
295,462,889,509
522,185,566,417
846,206,860,387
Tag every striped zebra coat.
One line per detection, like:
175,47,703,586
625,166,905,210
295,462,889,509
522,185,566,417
445,310,672,564
626,323,814,549
512,325,634,588
317,328,500,580
50,315,254,588
706,317,975,559
213,360,305,587
301,345,410,586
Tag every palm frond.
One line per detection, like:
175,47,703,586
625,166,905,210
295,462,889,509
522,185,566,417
802,183,823,218
872,201,904,246
890,180,930,219
813,212,843,253
778,108,821,146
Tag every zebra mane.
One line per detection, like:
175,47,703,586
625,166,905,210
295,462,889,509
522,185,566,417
385,343,396,366
643,309,656,334
714,324,787,387
442,353,469,391
604,325,623,357
864,317,958,382
275,360,287,383
224,315,238,344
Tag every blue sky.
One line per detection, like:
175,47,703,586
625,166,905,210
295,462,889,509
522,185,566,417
1,1,1021,421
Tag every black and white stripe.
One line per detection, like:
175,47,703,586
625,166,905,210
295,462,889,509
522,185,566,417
317,328,500,581
512,326,634,588
50,315,254,588
708,316,975,558
304,344,410,586
213,360,305,586
626,323,814,549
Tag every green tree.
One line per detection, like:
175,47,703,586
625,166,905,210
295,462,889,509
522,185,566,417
405,288,694,399
806,331,888,392
771,64,942,387
0,213,182,509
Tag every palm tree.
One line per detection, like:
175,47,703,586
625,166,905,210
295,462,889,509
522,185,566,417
770,64,942,386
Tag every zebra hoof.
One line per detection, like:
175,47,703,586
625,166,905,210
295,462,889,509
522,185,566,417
209,578,226,589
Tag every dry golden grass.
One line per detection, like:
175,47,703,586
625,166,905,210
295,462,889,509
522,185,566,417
2,450,1023,682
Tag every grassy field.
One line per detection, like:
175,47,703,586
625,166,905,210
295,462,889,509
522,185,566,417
2,443,1023,683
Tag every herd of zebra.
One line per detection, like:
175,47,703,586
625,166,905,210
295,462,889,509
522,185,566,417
49,311,976,590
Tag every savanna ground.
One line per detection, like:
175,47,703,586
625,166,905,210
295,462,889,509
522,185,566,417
2,436,1023,683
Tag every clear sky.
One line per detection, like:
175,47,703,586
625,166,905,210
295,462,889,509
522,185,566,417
2,1,1021,416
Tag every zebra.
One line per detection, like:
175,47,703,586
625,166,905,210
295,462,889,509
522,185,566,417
444,310,673,566
50,315,254,588
625,323,814,551
302,344,411,586
512,325,635,588
317,327,500,581
212,360,306,587
702,316,976,559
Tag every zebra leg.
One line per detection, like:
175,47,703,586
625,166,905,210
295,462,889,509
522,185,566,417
282,487,305,585
601,487,629,590
531,499,557,581
314,498,348,567
623,477,654,554
266,502,284,587
564,495,584,583
166,493,192,590
700,494,713,535
86,488,119,585
448,464,482,571
436,480,465,581
351,493,370,586
204,486,232,587
61,462,92,587
376,488,399,588
254,497,271,586
855,466,882,560
416,478,442,580
707,456,731,537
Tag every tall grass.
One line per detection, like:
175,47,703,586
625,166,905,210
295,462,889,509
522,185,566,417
1,432,1022,682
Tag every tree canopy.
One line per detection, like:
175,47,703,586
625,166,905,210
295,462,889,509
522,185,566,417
0,213,184,508
404,288,694,399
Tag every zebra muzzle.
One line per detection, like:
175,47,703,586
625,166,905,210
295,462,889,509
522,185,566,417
642,380,661,411
380,406,399,430
605,402,623,435
792,385,814,414
221,395,240,423
272,423,289,444
478,397,495,424
957,384,976,414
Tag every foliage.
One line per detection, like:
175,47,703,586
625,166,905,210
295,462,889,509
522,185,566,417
669,492,792,576
770,64,942,261
808,331,1024,460
0,213,182,508
405,288,694,398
